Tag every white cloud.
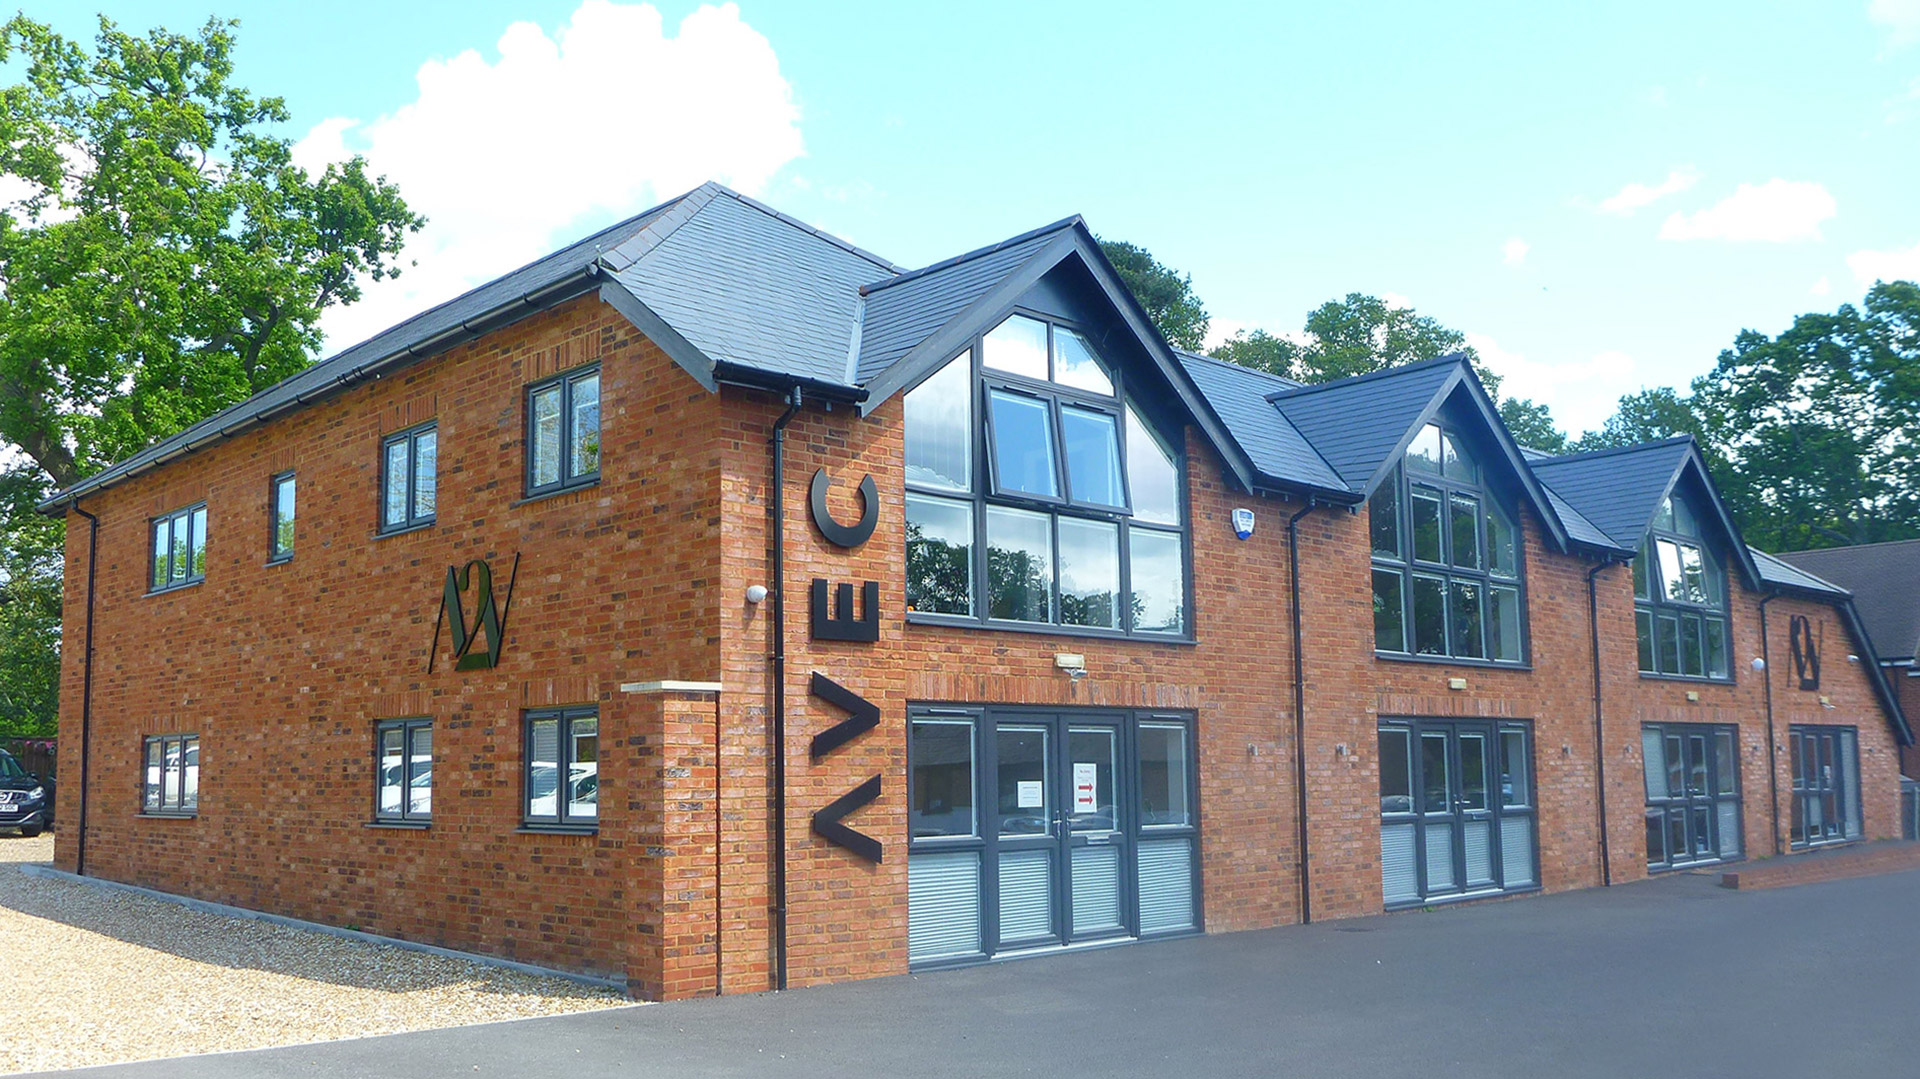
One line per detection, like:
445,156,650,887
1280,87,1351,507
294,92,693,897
1468,332,1639,437
1597,167,1699,216
1847,240,1920,284
1811,275,1832,296
1658,180,1836,243
1502,237,1529,265
295,1,805,353
1380,291,1415,311
1870,0,1920,46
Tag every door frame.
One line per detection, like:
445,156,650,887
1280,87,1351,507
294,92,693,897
1379,716,1538,908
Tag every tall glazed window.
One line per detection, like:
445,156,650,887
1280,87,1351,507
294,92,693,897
1633,493,1730,680
903,313,1189,638
1370,423,1525,663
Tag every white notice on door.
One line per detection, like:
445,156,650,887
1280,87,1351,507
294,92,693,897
1073,762,1098,813
1016,780,1043,809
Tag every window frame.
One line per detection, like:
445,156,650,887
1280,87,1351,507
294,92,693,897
141,733,200,817
904,309,1193,642
522,705,599,832
268,471,296,564
378,421,439,535
524,363,603,498
148,502,209,594
1634,494,1733,683
373,717,433,826
1370,423,1528,666
1641,722,1743,871
1789,724,1862,849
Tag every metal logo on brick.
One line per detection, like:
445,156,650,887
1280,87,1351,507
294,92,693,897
1790,614,1822,692
427,555,520,673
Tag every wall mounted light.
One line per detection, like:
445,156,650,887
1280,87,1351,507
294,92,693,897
745,584,769,604
1847,654,1861,665
1751,657,1767,672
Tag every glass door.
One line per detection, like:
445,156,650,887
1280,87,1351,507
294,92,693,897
1791,726,1860,848
993,720,1060,947
1380,718,1535,907
1642,724,1742,869
990,714,1131,950
1065,720,1128,942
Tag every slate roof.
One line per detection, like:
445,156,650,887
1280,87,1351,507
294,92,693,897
39,193,691,511
1776,539,1920,661
1267,357,1462,495
602,184,896,390
855,221,1077,384
1528,438,1694,549
1174,352,1345,495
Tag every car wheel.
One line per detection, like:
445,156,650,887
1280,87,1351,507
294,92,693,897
19,824,42,838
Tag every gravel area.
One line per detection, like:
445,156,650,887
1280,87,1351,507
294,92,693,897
0,835,629,1074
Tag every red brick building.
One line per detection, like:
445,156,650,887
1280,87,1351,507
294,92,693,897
37,183,1911,999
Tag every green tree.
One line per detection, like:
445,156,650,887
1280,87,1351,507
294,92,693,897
0,15,423,736
1688,281,1920,551
1289,292,1502,395
0,14,422,491
1208,328,1299,380
1569,387,1710,454
1498,397,1567,454
1097,238,1209,351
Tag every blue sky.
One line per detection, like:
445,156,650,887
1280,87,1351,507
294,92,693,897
43,1,1920,435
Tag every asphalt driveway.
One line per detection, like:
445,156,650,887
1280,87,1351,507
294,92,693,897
37,866,1920,1079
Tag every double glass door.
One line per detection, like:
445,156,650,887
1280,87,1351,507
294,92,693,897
1642,724,1741,869
1790,725,1861,848
993,715,1130,948
1380,718,1536,906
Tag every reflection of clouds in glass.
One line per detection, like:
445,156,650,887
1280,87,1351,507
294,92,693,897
905,352,971,490
1058,518,1118,628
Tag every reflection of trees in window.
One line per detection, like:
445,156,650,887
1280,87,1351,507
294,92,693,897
1634,493,1729,680
907,520,972,615
987,544,1051,623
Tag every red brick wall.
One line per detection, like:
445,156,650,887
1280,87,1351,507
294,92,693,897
1894,671,1920,780
55,294,726,981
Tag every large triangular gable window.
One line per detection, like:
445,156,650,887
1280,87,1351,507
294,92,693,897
904,312,1187,637
1369,422,1526,664
1633,492,1731,681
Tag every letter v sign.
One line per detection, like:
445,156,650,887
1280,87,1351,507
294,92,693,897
808,672,882,863
427,555,520,673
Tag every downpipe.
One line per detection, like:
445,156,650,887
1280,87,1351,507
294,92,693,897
70,500,100,877
1586,560,1614,887
767,387,803,991
1286,499,1317,925
1759,594,1783,855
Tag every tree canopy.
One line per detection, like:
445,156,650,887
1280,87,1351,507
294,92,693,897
0,15,422,736
1097,238,1209,352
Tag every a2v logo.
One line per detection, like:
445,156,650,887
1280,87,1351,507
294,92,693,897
427,555,520,673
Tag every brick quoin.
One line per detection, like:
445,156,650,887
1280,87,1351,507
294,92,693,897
52,291,1908,1000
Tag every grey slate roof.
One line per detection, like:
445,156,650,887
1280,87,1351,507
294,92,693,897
1528,439,1693,548
40,194,691,511
855,221,1076,384
603,184,896,390
1175,352,1345,494
1776,539,1920,661
1750,548,1847,597
1544,487,1619,552
1268,357,1462,494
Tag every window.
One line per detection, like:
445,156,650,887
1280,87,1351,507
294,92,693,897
904,313,1188,637
1642,723,1741,869
379,423,438,533
527,365,601,495
375,718,432,824
268,472,296,562
142,734,199,815
1370,423,1524,663
149,503,208,592
1634,493,1730,680
524,707,598,828
1790,725,1861,848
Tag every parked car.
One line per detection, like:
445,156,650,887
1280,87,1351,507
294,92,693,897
527,762,598,820
0,747,52,837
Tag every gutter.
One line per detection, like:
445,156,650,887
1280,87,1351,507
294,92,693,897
1586,560,1617,886
69,500,100,876
766,386,804,992
37,266,606,516
1285,498,1318,924
1759,594,1783,856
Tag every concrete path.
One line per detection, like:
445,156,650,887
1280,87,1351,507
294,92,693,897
40,867,1920,1079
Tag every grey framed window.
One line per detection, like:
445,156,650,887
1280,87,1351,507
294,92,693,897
149,503,208,592
903,312,1189,638
1790,725,1861,848
375,718,432,824
524,706,598,829
268,472,296,563
1642,723,1742,870
142,733,199,816
1634,493,1731,680
379,422,438,533
1370,423,1525,664
526,365,601,496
